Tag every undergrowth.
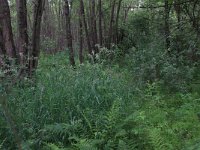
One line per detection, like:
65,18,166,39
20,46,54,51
1,52,200,149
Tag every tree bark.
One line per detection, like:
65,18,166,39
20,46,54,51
16,0,29,68
91,0,98,54
164,0,171,52
29,0,45,75
57,0,62,51
107,0,116,49
79,7,84,64
64,0,75,66
174,0,181,30
0,26,5,55
98,0,103,46
80,0,92,55
0,26,5,67
0,0,16,59
115,0,123,44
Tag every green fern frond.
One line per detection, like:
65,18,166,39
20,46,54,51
185,141,200,150
43,143,69,150
117,139,136,150
0,139,6,149
148,128,172,150
44,123,72,135
73,139,98,150
105,99,122,130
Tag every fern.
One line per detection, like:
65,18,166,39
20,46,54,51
43,143,67,150
0,138,6,149
186,141,200,150
117,139,137,150
148,128,173,150
43,123,73,141
105,99,122,130
42,143,72,150
43,121,83,136
73,139,98,150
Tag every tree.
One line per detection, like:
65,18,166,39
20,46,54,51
115,0,123,44
0,26,5,67
16,0,29,69
91,0,98,54
183,0,200,36
79,6,84,64
29,0,45,75
64,0,75,66
164,0,171,52
0,0,16,59
80,0,92,55
98,0,103,46
107,0,116,49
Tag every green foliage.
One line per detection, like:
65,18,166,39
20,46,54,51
96,45,124,65
2,0,200,149
41,36,57,53
1,52,200,149
116,9,197,92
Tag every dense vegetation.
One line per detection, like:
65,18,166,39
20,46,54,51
1,52,200,150
1,0,200,149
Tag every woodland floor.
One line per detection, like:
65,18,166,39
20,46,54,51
1,52,200,149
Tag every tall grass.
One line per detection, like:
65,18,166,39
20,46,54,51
1,52,200,149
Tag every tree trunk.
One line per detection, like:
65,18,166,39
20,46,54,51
79,7,84,64
88,1,93,52
57,0,62,51
16,0,29,68
174,0,182,54
91,0,98,54
64,0,75,66
174,0,181,30
0,26,5,67
107,0,116,49
0,0,16,59
164,0,170,52
124,7,130,23
0,27,5,55
29,0,45,75
115,0,122,44
80,0,92,55
98,0,103,46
